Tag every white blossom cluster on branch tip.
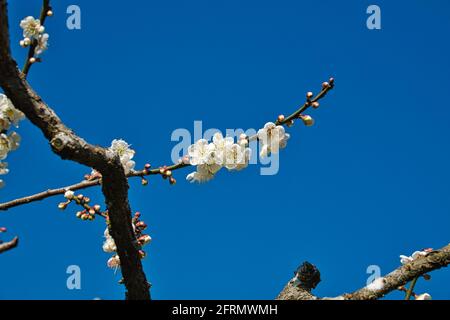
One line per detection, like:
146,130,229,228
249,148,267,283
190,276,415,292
19,16,49,57
103,212,151,271
0,94,25,188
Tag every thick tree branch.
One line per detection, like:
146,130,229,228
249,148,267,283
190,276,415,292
0,236,18,254
0,0,150,300
276,243,450,300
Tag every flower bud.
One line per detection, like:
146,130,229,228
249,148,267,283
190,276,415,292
144,163,151,170
29,57,36,64
58,202,68,210
306,92,313,99
277,114,285,123
169,177,176,185
76,211,83,218
138,235,152,246
138,250,146,259
322,82,329,89
134,211,141,218
23,38,31,46
47,10,53,17
165,170,172,177
0,227,7,233
300,115,314,127
141,178,148,186
19,40,26,47
311,101,320,109
93,204,101,212
329,77,335,85
286,120,294,127
89,208,96,215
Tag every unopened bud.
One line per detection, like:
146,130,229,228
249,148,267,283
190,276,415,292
0,227,7,233
277,114,285,123
286,120,294,127
47,10,53,17
322,82,329,89
29,57,36,64
141,178,148,186
306,92,313,99
93,204,101,212
165,170,172,177
300,115,314,127
169,177,176,185
58,202,68,210
311,101,320,109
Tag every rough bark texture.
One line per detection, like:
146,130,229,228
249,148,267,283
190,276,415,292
0,0,150,300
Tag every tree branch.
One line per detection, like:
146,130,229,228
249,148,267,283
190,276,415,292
0,0,150,300
276,243,450,300
0,236,18,254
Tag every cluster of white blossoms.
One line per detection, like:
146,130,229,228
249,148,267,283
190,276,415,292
19,16,49,56
108,139,136,174
186,123,291,183
186,132,252,183
0,94,25,188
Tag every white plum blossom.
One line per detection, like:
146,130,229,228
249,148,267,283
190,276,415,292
415,293,432,300
107,255,120,269
188,139,217,166
366,277,385,291
186,132,252,183
103,228,118,254
257,122,290,158
0,94,25,131
400,250,429,265
34,33,49,55
20,16,44,39
108,139,136,174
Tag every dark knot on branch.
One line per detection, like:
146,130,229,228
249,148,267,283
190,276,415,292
294,261,321,291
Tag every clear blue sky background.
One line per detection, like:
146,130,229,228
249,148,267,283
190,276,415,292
1,0,449,300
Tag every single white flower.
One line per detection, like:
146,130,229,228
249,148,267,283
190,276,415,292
20,16,44,39
34,33,49,55
188,139,216,166
0,134,10,160
186,163,221,183
366,277,385,291
109,139,136,174
0,162,8,175
103,227,117,253
0,94,25,130
107,255,120,269
6,132,21,151
415,293,432,300
64,190,74,199
257,122,290,157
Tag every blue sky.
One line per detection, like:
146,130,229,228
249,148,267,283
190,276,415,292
1,0,449,299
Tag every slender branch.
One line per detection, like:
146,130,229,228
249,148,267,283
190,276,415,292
21,0,51,77
0,236,18,254
276,243,450,300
